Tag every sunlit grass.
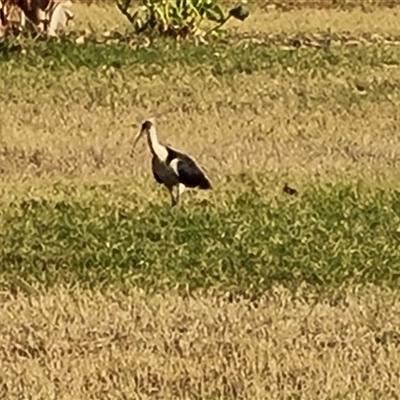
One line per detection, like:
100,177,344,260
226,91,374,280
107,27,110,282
2,285,400,399
69,2,400,37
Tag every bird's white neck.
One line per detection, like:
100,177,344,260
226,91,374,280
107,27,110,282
147,126,168,161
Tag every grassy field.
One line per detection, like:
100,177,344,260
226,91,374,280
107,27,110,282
1,3,400,398
2,286,400,399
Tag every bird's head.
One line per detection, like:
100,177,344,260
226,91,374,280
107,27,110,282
131,118,155,154
141,120,153,131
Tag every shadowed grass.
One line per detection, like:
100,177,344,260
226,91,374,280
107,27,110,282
1,37,400,74
0,177,399,292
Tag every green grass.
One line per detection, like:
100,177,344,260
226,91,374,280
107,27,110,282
1,177,399,292
2,36,400,116
1,36,400,76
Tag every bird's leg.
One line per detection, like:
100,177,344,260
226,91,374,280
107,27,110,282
168,186,177,208
178,183,186,196
176,183,185,206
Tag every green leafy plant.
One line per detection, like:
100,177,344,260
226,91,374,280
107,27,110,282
116,0,249,38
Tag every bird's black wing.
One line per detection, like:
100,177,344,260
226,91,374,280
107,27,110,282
151,156,163,184
153,170,163,184
167,148,211,189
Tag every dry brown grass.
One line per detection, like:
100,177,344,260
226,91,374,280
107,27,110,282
2,67,400,187
69,3,400,35
0,286,399,399
70,0,400,11
0,6,399,187
263,0,400,10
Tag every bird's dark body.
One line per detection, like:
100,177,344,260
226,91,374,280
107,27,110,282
152,165,163,184
152,147,211,190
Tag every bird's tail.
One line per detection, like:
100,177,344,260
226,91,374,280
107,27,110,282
200,177,212,190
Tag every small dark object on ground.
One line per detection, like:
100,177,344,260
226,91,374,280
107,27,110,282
283,183,298,196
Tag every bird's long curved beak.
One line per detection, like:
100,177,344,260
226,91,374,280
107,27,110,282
133,130,142,148
130,127,144,157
